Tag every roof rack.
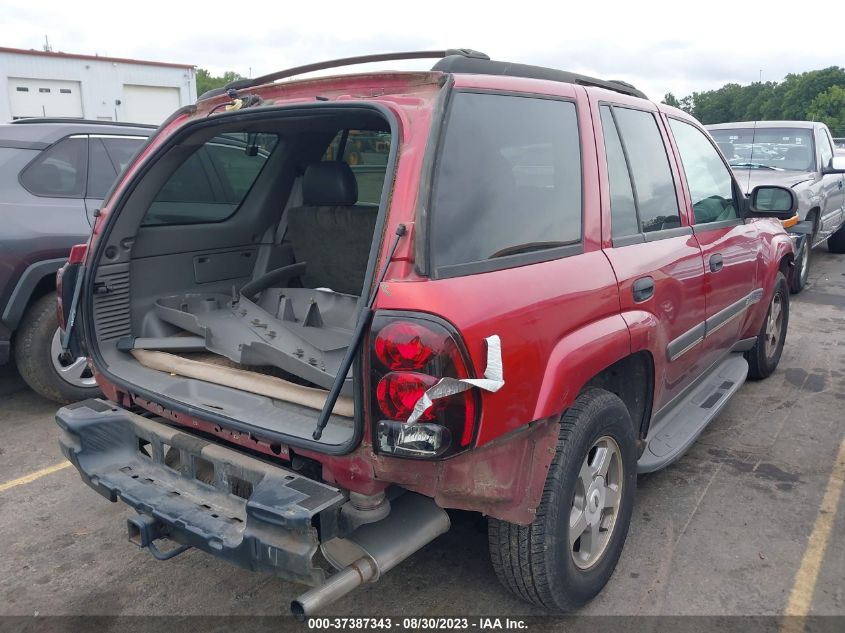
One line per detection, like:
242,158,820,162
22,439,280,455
201,48,645,102
10,117,157,129
431,56,647,99
201,49,490,100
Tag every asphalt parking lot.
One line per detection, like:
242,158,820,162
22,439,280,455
1,251,843,620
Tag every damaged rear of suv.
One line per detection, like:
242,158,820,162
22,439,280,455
57,49,795,614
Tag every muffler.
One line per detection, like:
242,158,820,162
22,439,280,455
291,492,450,618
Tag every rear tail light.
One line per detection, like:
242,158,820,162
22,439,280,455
369,313,479,459
56,244,87,331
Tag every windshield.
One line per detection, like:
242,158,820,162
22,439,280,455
709,127,816,172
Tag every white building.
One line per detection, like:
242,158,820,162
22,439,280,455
0,47,197,125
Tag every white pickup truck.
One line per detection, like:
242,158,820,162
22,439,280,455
708,120,845,292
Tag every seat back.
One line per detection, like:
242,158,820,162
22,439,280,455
287,162,379,296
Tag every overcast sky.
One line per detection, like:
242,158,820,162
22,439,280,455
2,0,842,101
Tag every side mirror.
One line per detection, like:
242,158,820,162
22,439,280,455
822,155,845,174
746,185,799,219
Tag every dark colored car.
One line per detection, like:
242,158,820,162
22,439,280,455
57,50,797,615
0,118,153,402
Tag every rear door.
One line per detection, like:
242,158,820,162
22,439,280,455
665,116,759,366
594,101,708,412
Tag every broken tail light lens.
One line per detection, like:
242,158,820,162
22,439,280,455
369,313,479,459
376,372,441,421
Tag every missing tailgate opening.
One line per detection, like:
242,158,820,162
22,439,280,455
90,108,396,449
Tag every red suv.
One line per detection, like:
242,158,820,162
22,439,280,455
56,50,797,615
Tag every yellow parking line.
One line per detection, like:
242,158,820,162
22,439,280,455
0,461,71,492
784,437,845,618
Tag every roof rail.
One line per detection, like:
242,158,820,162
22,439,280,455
431,56,647,99
10,117,157,129
198,48,490,100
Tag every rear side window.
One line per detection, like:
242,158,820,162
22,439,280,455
599,106,639,239
20,135,88,198
323,130,391,204
611,107,680,233
430,92,582,272
87,136,146,199
143,133,278,226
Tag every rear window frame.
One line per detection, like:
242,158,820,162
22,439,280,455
422,88,585,280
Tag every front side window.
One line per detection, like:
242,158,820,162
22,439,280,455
818,129,834,169
708,127,816,172
20,136,88,198
611,107,681,233
142,133,278,226
668,119,738,225
430,92,582,272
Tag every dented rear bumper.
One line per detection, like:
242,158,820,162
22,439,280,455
56,399,345,586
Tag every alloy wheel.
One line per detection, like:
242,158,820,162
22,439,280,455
569,435,623,569
50,329,96,388
764,293,784,360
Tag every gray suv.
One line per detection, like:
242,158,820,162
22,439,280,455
708,120,845,293
0,119,153,402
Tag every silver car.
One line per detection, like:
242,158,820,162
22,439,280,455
708,120,845,293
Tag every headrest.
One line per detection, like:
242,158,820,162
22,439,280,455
302,161,358,206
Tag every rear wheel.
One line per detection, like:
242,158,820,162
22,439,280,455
13,292,100,403
745,272,789,380
488,388,636,611
828,223,845,254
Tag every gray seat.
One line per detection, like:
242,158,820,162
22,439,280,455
287,162,378,296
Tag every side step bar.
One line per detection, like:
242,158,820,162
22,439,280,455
638,354,748,473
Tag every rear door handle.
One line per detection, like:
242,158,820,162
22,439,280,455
632,276,655,302
710,253,723,273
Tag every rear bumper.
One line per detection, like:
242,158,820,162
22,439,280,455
56,399,345,585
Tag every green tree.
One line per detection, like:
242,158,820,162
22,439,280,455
807,85,845,131
675,67,845,124
196,68,246,96
662,92,680,107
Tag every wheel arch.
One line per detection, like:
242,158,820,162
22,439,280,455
531,313,634,421
1,258,64,332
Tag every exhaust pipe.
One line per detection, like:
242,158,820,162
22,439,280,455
291,493,450,618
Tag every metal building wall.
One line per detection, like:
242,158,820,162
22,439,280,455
0,51,196,123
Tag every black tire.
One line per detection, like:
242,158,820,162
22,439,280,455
745,272,789,380
488,388,637,611
12,292,101,403
828,223,845,254
789,235,810,294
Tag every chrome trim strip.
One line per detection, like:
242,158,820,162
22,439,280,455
666,287,763,362
667,323,706,361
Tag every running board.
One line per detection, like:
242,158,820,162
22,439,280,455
638,354,748,473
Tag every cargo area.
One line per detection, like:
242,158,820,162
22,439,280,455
84,105,396,448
